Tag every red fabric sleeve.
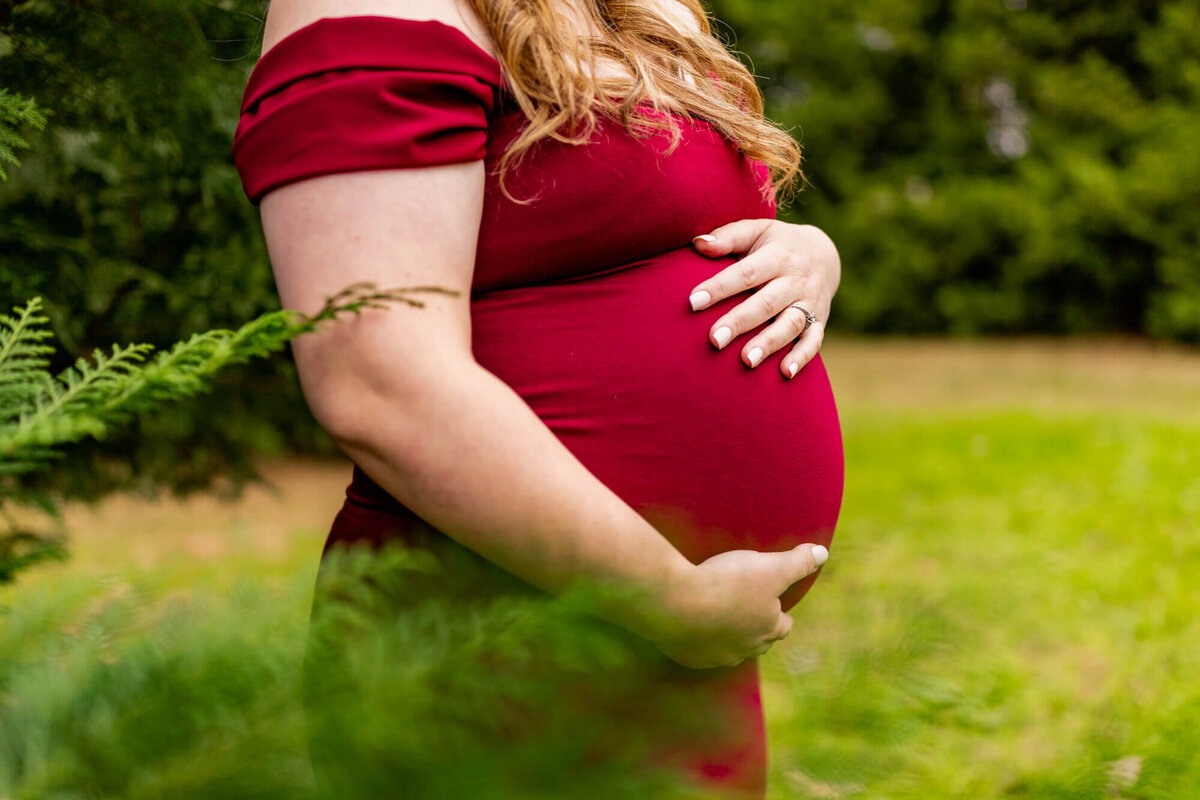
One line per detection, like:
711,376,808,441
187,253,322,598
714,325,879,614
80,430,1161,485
231,16,504,206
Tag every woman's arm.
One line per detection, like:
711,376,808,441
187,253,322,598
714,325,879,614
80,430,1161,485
257,0,828,669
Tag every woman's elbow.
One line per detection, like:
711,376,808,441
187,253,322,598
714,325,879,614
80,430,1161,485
305,378,384,452
298,352,479,457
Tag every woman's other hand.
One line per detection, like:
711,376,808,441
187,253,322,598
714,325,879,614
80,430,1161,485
644,543,829,669
687,220,841,379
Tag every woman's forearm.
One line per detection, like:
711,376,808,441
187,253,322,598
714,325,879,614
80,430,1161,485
324,357,698,640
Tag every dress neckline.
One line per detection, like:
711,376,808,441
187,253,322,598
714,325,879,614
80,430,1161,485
260,15,502,68
244,15,505,113
248,15,722,134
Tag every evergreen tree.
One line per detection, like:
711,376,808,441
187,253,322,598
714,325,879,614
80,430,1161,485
1,0,299,502
713,0,1200,339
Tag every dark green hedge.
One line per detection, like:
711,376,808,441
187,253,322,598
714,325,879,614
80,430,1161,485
0,0,319,501
711,0,1200,339
2,0,1197,498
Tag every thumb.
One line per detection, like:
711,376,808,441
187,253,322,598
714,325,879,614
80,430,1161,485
773,543,829,594
692,218,773,257
767,611,794,642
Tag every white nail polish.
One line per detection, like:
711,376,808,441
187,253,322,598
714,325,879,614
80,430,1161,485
812,545,829,566
689,290,711,311
747,347,763,367
713,326,732,348
787,362,799,378
694,234,717,244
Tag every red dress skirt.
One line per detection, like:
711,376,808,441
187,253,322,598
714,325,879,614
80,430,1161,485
233,16,843,798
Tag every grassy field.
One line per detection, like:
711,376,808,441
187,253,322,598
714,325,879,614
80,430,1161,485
4,337,1199,799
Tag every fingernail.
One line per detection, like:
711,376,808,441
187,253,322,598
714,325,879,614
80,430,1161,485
689,290,711,311
747,347,763,368
713,326,732,348
693,234,717,244
787,362,799,378
811,545,829,566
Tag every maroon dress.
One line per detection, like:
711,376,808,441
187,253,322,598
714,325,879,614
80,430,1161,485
232,15,843,798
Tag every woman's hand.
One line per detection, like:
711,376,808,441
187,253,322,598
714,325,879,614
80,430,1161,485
643,543,829,669
687,220,841,379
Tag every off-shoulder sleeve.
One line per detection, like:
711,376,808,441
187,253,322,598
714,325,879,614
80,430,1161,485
231,16,504,206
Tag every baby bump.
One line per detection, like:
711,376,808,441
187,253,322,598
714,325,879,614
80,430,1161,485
471,247,844,611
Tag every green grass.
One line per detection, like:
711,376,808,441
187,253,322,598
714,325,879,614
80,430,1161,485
766,409,1200,799
3,339,1199,799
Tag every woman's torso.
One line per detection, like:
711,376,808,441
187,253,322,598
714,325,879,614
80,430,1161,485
311,10,847,611
452,98,844,612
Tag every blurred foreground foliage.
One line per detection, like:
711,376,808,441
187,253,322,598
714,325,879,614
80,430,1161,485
0,539,734,800
3,0,1199,498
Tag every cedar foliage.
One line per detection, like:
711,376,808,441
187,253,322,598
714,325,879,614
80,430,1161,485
0,284,442,585
1,0,298,503
0,86,46,180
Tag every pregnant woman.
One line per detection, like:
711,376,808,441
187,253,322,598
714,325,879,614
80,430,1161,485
231,0,844,797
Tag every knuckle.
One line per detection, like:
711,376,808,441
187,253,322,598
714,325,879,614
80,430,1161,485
732,306,764,335
737,259,761,285
726,307,749,329
762,325,792,352
714,271,739,295
764,286,796,317
748,298,777,326
751,334,777,357
779,249,807,274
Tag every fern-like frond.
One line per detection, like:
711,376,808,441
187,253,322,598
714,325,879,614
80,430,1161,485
0,284,451,585
0,341,154,453
0,88,49,181
0,284,454,476
0,297,57,421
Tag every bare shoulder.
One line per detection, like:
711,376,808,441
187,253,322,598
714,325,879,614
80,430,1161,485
261,0,498,60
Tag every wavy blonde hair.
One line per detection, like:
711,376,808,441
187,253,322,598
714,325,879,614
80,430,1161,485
463,0,803,205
